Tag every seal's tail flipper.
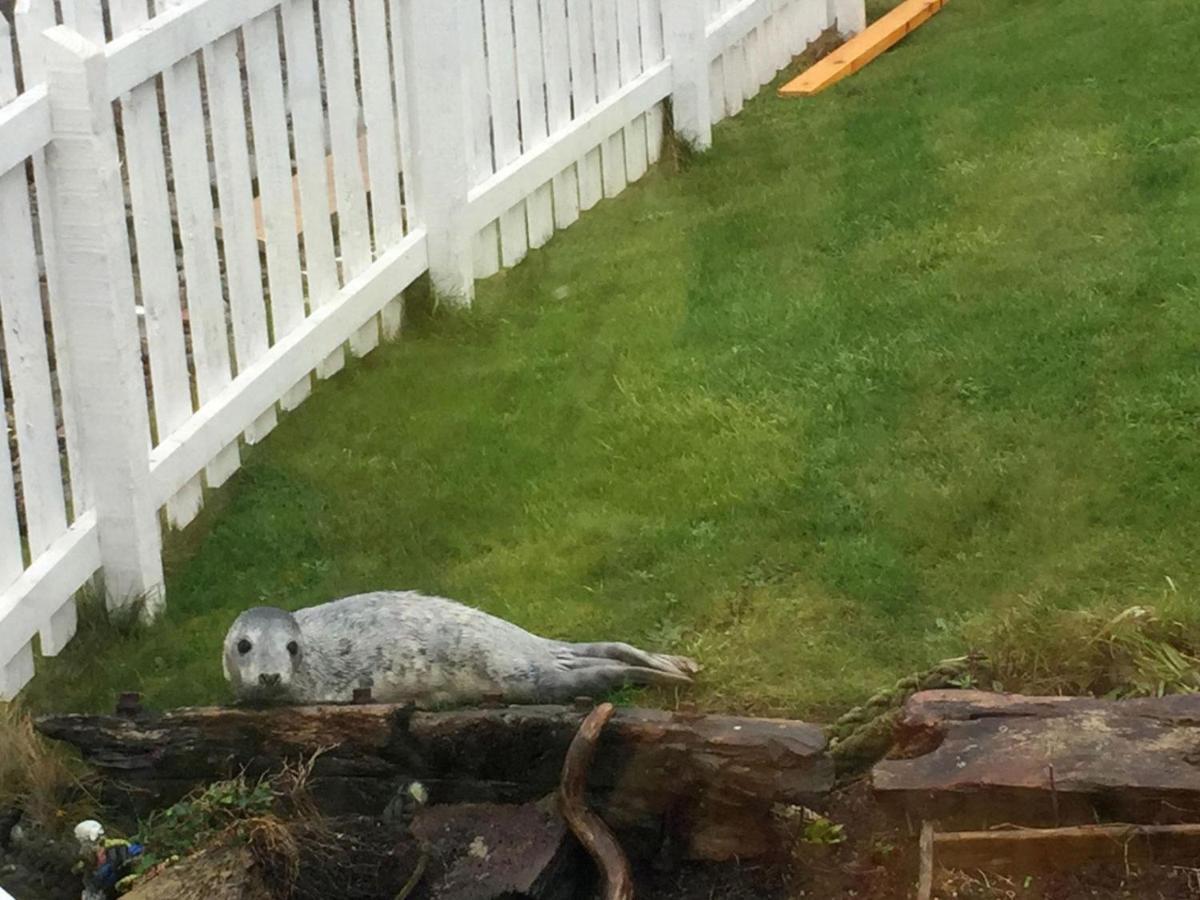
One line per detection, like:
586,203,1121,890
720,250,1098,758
546,663,693,701
567,641,701,678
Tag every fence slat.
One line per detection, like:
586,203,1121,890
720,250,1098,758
352,0,403,354
155,0,241,488
795,0,818,55
592,0,626,198
567,0,603,212
540,0,579,231
379,0,413,333
777,0,792,55
357,0,403,251
59,0,104,43
0,21,21,591
461,0,501,279
107,1,204,529
744,25,764,96
709,54,725,123
805,0,828,51
783,0,800,55
0,24,67,562
616,0,648,182
766,0,787,72
639,0,665,165
722,43,747,117
513,0,554,250
386,0,416,230
829,0,865,36
0,171,68,558
243,10,312,404
761,0,779,73
203,29,278,442
279,0,344,378
318,0,372,283
707,1,726,122
459,0,493,196
482,0,529,268
0,641,34,700
0,367,21,591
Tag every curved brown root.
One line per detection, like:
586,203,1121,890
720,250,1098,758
559,703,634,900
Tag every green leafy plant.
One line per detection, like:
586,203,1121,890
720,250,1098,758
802,815,846,845
773,805,846,846
131,775,276,876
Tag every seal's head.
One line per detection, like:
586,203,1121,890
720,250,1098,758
223,607,303,703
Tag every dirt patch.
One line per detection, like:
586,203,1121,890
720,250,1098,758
934,865,1200,899
759,781,1200,900
638,860,791,899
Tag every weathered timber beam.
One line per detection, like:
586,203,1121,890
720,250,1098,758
38,703,831,861
874,690,1200,827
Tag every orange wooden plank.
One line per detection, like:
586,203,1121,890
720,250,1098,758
779,0,946,97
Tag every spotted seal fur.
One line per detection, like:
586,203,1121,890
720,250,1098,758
223,591,699,706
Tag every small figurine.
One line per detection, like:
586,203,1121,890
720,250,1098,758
73,819,144,900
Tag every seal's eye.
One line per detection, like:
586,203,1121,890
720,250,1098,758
237,639,252,655
286,641,299,657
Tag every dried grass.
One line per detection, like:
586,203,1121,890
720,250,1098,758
0,702,93,832
966,596,1200,699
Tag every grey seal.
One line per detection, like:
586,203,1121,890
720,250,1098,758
222,590,700,706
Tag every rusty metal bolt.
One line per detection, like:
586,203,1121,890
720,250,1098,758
671,703,703,722
352,687,374,705
116,692,142,717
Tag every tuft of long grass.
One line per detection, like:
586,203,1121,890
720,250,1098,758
0,703,93,832
965,594,1200,699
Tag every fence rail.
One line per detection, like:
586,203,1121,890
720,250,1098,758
0,0,862,697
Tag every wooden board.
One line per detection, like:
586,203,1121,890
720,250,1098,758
873,691,1200,827
779,0,946,97
933,823,1200,873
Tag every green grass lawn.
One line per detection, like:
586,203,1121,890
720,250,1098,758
19,0,1200,719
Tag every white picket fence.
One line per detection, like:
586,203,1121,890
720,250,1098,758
0,0,864,698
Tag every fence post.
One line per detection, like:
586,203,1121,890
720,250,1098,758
661,0,713,152
401,0,475,307
42,25,165,614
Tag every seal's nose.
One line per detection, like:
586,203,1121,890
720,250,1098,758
259,673,281,688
